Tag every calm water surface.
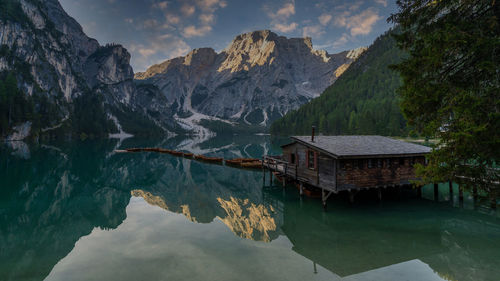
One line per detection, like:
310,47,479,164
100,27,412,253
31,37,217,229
1,135,499,281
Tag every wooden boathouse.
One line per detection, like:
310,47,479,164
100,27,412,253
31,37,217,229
263,134,431,207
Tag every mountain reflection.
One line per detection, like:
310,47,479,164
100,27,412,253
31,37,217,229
1,136,499,281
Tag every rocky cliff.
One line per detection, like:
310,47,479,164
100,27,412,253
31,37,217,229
136,30,365,134
0,0,179,139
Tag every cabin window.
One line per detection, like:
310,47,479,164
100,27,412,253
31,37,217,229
410,157,415,166
290,153,296,164
307,150,316,170
377,159,383,168
355,160,364,169
340,161,345,170
386,159,391,168
367,159,374,169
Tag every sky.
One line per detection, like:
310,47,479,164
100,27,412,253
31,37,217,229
59,0,398,72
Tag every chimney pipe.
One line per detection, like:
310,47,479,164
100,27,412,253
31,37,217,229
311,126,315,142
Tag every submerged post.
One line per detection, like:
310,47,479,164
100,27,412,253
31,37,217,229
269,170,272,186
416,184,422,198
299,183,304,197
491,192,497,211
349,190,355,204
449,181,453,202
262,165,266,185
377,188,382,201
459,185,464,207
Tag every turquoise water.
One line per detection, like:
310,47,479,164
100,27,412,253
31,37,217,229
1,136,499,281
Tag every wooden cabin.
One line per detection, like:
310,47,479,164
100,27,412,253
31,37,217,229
263,135,431,205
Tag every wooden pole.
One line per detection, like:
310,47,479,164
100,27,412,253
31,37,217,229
459,185,464,207
448,181,453,202
434,183,439,201
377,188,382,201
262,167,266,185
299,183,304,197
473,187,478,210
322,189,327,210
491,192,497,211
269,170,272,186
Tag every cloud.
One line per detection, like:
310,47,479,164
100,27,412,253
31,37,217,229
199,14,215,25
266,2,295,19
183,25,212,37
275,3,295,18
166,14,181,25
272,22,298,33
181,4,196,17
142,19,159,29
374,0,388,7
265,1,297,33
302,25,324,38
152,1,168,10
318,14,332,26
334,8,381,36
332,33,350,48
129,38,191,71
196,0,227,12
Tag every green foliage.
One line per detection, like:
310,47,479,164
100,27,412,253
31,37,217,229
0,72,35,136
110,106,164,137
389,0,500,189
270,28,408,136
71,92,115,137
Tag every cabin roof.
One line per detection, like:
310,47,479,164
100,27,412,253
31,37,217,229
288,135,431,159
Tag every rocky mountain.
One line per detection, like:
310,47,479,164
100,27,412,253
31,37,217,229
0,0,179,140
270,28,409,136
136,30,365,134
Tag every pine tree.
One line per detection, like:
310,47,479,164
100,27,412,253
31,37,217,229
389,0,500,189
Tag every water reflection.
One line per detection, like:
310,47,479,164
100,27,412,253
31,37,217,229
1,136,499,281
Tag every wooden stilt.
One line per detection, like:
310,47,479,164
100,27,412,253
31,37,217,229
377,188,382,201
349,190,355,204
322,189,327,211
299,183,304,197
434,183,439,201
322,189,333,210
473,187,478,210
282,177,286,187
262,168,266,185
459,185,464,207
491,192,497,211
448,181,453,202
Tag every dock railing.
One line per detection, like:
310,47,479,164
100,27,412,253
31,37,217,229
263,155,297,179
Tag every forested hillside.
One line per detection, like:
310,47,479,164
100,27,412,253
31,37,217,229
270,29,409,136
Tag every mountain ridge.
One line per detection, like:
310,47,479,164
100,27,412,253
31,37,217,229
135,30,366,134
0,0,181,139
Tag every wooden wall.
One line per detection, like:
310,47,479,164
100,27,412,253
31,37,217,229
282,143,336,191
336,157,425,191
282,142,426,192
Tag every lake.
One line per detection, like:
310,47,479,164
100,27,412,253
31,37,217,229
1,135,499,281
